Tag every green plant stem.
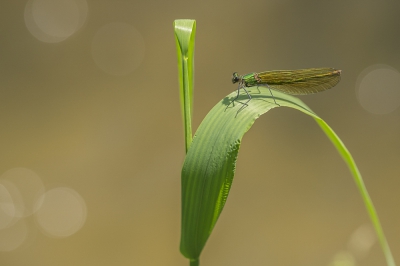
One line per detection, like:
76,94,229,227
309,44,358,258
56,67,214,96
182,57,192,152
190,258,199,266
174,19,197,266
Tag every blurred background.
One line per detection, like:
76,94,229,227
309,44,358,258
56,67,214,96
0,0,399,265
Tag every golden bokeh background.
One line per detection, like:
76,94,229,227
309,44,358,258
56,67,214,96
1,0,399,265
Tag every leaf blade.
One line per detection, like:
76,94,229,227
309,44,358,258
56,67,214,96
180,87,395,266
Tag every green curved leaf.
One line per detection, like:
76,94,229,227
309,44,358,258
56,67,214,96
180,87,395,266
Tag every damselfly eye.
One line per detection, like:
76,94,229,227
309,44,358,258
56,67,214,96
232,72,239,84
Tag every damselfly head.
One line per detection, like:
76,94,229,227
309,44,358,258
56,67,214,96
232,72,240,84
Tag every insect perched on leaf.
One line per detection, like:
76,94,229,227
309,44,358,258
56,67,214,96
229,67,341,111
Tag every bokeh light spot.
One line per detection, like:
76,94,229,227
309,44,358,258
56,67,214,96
32,0,79,38
0,184,16,229
347,224,376,260
91,22,145,75
24,0,88,43
0,219,28,252
329,251,356,266
34,187,87,238
356,64,400,114
0,168,45,218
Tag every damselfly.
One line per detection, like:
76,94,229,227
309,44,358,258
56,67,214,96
230,67,341,110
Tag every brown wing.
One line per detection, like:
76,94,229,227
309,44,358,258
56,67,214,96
257,68,341,95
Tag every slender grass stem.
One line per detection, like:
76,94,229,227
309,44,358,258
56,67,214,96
190,258,199,266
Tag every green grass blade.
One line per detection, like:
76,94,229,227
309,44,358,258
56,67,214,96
174,19,196,152
180,87,395,266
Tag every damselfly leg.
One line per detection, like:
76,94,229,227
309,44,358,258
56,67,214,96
226,82,252,114
266,85,280,106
